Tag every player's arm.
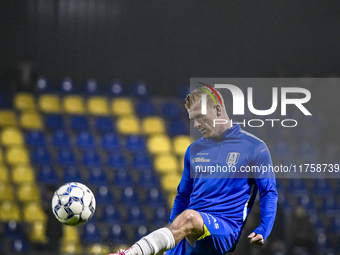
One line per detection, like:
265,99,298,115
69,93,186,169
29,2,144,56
250,143,278,244
168,146,193,223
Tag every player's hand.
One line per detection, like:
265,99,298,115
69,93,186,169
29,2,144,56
247,232,264,246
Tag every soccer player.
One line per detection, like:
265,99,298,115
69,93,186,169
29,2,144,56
110,86,278,255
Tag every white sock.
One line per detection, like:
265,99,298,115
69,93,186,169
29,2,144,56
132,227,175,255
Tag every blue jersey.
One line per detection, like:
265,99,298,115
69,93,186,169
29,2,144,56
169,124,278,245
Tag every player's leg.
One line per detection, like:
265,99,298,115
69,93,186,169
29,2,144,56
109,209,204,255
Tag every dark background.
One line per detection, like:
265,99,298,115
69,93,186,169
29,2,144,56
1,0,340,96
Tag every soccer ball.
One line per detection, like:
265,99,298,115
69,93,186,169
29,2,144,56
51,182,96,226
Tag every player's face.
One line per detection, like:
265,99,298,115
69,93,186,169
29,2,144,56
188,100,220,138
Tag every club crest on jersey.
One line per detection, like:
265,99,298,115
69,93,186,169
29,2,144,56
226,152,240,166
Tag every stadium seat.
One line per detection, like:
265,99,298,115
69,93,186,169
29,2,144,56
114,169,133,187
95,116,115,133
60,241,83,255
323,197,340,215
134,225,148,242
0,201,21,221
52,129,71,147
45,114,65,130
23,202,46,222
63,96,85,114
12,164,35,184
0,182,15,200
121,187,140,207
77,131,95,149
173,135,190,156
35,76,52,93
1,127,24,146
0,165,9,183
154,154,178,174
6,146,30,165
83,151,102,167
70,115,89,131
147,134,171,155
168,120,188,136
146,188,165,207
108,152,127,169
10,238,29,253
101,132,121,150
82,223,101,243
60,78,76,94
101,205,121,225
61,225,81,243
161,102,180,119
84,79,100,95
154,207,168,227
32,147,51,165
108,81,125,96
111,98,134,116
128,206,147,227
136,100,156,116
117,116,140,134
20,110,44,129
167,192,177,208
57,149,77,166
126,135,146,152
29,221,48,243
0,110,17,126
64,166,83,183
142,117,165,135
131,82,149,98
132,152,152,171
87,244,110,255
14,93,35,111
138,172,159,189
38,165,58,185
313,179,333,197
26,131,46,147
38,94,61,113
88,167,107,185
289,179,308,196
108,224,127,244
87,96,109,115
96,186,114,205
0,148,3,164
17,183,41,202
5,220,24,239
161,174,181,193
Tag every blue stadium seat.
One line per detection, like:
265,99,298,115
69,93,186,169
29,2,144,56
134,225,148,242
128,206,147,227
26,131,46,147
64,166,83,183
108,81,125,96
121,187,140,207
299,142,318,161
38,165,58,185
35,76,52,93
162,102,180,119
88,167,107,185
95,117,115,133
58,149,77,166
108,224,127,244
10,238,29,253
289,179,308,196
299,195,316,214
108,152,127,169
46,114,65,130
96,185,114,205
168,120,188,136
82,223,101,243
83,151,102,167
313,179,333,197
52,129,70,147
60,78,76,94
32,147,51,165
101,132,121,150
139,172,159,189
5,220,24,240
136,100,156,116
126,135,146,152
114,169,133,187
132,152,152,171
101,205,122,225
84,79,100,95
146,188,165,208
331,215,340,234
154,207,168,227
70,116,89,132
131,82,149,98
323,197,340,215
77,131,95,149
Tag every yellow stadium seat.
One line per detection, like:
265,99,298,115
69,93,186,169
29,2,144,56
117,116,140,134
20,110,44,129
62,225,81,243
17,183,40,202
23,202,46,222
161,174,182,193
38,94,61,113
1,127,24,146
0,201,21,221
142,117,165,135
6,146,30,165
167,192,177,208
147,134,171,155
0,165,9,182
154,154,178,174
87,244,110,255
0,182,15,200
0,110,17,126
12,164,35,184
14,92,35,110
60,242,83,255
88,96,109,115
111,98,134,116
0,148,3,163
173,135,190,156
63,96,85,114
179,155,185,172
29,221,48,243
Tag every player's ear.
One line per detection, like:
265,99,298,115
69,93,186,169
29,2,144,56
215,104,222,117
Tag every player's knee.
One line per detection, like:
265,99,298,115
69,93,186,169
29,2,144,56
181,210,199,229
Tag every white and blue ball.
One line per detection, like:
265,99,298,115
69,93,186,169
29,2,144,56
52,182,96,226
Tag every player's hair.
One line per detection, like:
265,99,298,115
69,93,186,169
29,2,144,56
185,86,227,114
